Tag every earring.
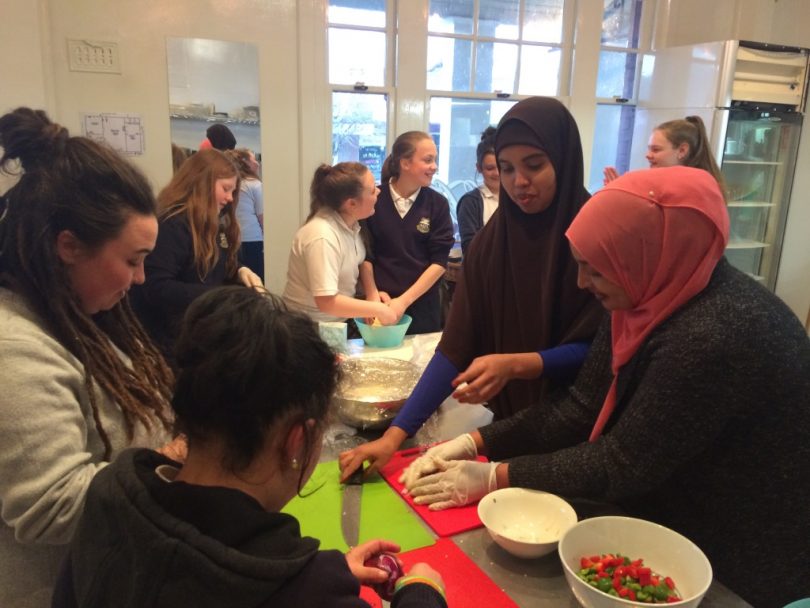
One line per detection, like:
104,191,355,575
291,458,300,470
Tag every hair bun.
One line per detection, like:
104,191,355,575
0,107,69,172
481,125,497,142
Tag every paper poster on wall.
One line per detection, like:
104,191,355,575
82,113,145,155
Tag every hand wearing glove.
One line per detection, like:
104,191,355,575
399,433,478,490
407,458,498,511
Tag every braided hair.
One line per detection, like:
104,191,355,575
0,107,174,459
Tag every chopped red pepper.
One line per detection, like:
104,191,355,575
576,553,681,604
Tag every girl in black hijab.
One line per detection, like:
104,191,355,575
340,97,603,480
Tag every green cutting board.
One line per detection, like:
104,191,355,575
283,460,435,553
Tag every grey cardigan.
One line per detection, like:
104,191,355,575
479,259,810,608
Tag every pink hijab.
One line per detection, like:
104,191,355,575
566,166,729,440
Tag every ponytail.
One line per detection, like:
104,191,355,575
381,131,431,184
657,116,727,201
307,162,368,222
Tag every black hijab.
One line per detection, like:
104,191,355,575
439,97,604,419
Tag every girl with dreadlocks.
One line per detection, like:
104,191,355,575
0,107,179,608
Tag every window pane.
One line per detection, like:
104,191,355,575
587,103,636,193
429,97,516,241
428,0,473,35
596,50,637,98
329,28,386,86
332,92,388,183
427,36,472,91
474,42,518,93
478,0,519,39
601,0,643,48
328,0,386,28
523,0,564,43
517,45,560,95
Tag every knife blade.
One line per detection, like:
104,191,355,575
341,467,364,547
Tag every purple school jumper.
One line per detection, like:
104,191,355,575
364,185,454,333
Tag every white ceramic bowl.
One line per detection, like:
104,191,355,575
558,516,712,608
477,488,577,559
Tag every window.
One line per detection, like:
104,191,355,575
328,0,387,86
428,97,515,243
588,0,648,192
328,0,391,181
427,0,566,95
332,92,388,183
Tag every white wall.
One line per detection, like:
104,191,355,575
0,0,302,292
656,0,810,49
0,0,52,195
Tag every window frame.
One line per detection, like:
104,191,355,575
424,0,577,97
327,0,398,171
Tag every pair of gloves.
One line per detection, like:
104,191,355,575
398,434,499,511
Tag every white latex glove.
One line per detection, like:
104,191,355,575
398,434,478,490
237,266,264,288
407,458,498,511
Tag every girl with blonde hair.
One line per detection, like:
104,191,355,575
131,149,262,362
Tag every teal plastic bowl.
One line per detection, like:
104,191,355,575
354,314,412,348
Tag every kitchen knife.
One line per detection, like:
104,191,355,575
341,466,364,547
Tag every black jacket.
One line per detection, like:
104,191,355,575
455,188,483,258
53,450,445,608
130,214,229,363
480,259,810,608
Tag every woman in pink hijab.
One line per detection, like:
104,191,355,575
403,167,810,608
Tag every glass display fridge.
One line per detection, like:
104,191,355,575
721,108,803,286
630,40,810,290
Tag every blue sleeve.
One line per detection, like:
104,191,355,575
391,350,459,436
539,341,590,384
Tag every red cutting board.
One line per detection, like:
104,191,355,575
399,537,519,608
359,585,381,608
379,448,486,537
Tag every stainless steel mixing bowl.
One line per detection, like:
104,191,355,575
334,357,421,430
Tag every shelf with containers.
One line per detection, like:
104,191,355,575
720,109,802,288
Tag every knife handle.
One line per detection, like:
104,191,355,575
345,466,365,485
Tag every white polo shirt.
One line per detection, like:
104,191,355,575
282,209,365,323
390,183,420,218
481,184,499,225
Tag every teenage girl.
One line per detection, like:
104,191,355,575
603,116,725,197
226,148,265,278
456,126,499,257
56,286,447,608
363,131,455,334
282,162,396,326
0,107,178,607
130,149,262,363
